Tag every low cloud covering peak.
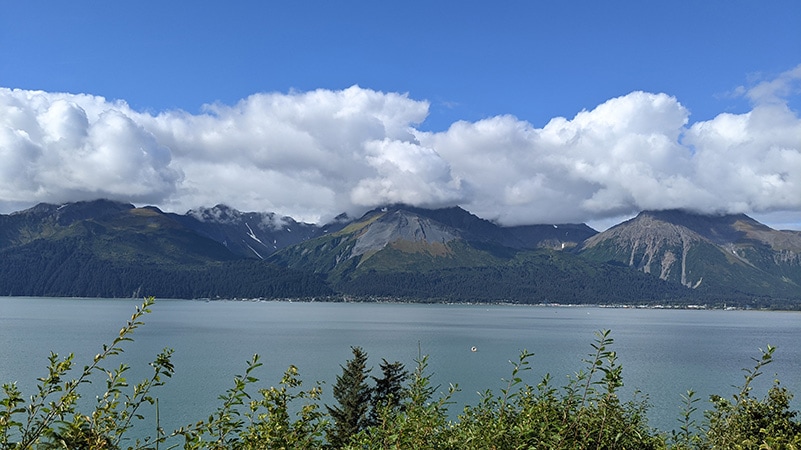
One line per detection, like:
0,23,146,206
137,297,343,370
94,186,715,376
1,66,800,227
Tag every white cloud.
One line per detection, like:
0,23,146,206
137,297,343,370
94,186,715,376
140,86,458,222
0,73,799,229
418,92,705,224
418,84,800,226
740,64,801,106
684,102,801,214
0,88,181,206
350,138,463,208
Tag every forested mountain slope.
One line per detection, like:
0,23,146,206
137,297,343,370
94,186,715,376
0,200,331,298
268,205,699,304
1,200,798,306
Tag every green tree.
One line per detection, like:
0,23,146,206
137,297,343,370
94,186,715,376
326,346,372,448
368,359,408,426
348,353,455,450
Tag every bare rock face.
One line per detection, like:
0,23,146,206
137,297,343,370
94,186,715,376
579,210,801,295
581,213,704,287
350,209,460,258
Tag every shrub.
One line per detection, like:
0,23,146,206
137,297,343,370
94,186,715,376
701,345,801,449
2,298,800,449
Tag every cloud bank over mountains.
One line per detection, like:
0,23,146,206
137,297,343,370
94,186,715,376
1,65,799,227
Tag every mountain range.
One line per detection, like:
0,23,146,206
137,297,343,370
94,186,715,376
1,199,799,308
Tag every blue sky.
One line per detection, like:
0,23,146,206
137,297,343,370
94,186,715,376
1,1,800,230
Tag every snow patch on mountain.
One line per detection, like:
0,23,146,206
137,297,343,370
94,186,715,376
245,223,263,244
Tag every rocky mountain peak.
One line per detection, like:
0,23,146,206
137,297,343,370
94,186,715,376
636,209,765,244
1,199,799,303
580,211,705,287
350,208,461,258
578,209,801,295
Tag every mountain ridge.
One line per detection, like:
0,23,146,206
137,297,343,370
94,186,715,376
0,200,332,298
577,209,801,299
1,200,799,307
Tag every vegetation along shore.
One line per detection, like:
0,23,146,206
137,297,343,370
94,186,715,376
2,298,800,449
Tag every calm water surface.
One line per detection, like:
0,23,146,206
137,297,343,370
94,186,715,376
1,297,800,436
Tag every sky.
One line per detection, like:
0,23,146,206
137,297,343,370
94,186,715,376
1,1,800,231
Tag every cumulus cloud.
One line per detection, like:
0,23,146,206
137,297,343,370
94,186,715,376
0,68,799,228
351,138,463,207
684,102,801,214
418,68,801,226
140,86,456,222
0,89,181,206
419,92,706,224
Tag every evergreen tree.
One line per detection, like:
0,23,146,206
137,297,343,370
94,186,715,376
326,346,372,448
369,359,408,425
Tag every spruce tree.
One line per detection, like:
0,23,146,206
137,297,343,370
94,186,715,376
369,359,408,425
326,346,372,448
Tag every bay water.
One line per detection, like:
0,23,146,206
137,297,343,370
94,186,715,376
1,297,800,438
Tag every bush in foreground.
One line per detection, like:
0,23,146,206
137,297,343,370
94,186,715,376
1,298,799,449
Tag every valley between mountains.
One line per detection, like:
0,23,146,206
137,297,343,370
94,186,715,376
1,200,799,308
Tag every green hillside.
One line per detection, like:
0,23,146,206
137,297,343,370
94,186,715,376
0,202,332,299
1,201,799,307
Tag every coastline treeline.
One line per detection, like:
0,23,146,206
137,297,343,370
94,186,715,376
2,298,799,449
